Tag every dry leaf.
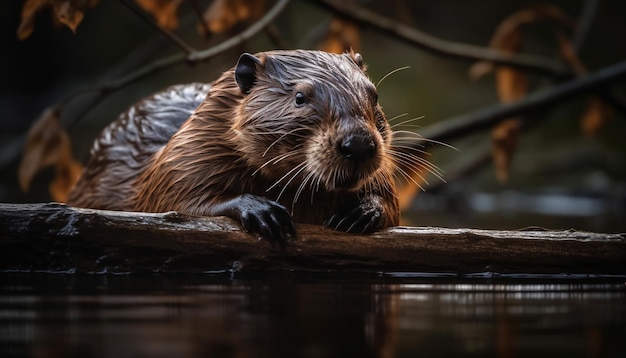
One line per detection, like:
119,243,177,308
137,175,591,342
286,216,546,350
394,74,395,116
396,167,429,213
468,61,495,80
135,0,183,30
319,18,361,54
49,142,83,202
552,24,613,137
581,97,613,137
17,0,99,39
17,0,48,40
491,119,521,183
18,106,83,202
469,4,576,81
472,5,576,183
497,67,527,104
17,0,100,40
201,0,266,35
554,28,586,75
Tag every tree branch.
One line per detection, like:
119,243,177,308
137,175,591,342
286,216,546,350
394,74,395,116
119,0,196,54
60,0,291,129
419,60,626,145
308,0,570,77
0,203,624,275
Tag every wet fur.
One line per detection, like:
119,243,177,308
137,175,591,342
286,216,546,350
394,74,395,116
68,50,399,231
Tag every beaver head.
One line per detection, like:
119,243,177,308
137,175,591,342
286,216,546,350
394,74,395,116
231,50,392,193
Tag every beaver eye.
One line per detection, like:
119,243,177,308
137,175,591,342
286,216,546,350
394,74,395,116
294,92,306,106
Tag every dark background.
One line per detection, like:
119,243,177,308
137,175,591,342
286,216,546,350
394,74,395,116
1,0,625,232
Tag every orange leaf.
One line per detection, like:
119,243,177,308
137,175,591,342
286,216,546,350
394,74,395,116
469,4,576,83
52,0,99,32
581,97,613,138
553,28,586,75
468,61,495,80
496,66,527,103
483,11,528,103
18,106,83,202
17,0,49,40
135,0,184,30
491,119,521,183
487,4,575,52
319,18,361,54
396,162,429,212
17,0,99,39
201,0,266,34
19,107,62,192
50,144,83,203
53,1,84,34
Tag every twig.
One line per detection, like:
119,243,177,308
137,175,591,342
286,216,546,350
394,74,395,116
58,0,291,128
308,0,570,78
2,0,292,170
118,0,196,55
265,23,290,50
188,0,212,40
573,0,598,52
186,0,291,62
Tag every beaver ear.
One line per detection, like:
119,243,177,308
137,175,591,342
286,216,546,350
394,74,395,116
235,53,262,94
345,50,367,72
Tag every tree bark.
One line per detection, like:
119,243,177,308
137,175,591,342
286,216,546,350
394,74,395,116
0,203,624,275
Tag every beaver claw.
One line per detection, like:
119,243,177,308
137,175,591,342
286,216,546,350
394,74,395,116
210,194,297,247
325,196,385,234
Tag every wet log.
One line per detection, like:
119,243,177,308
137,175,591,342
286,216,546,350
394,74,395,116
0,202,624,275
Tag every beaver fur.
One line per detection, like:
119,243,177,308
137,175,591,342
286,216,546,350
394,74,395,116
67,50,400,245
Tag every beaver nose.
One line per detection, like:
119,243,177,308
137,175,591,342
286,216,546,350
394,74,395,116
338,132,377,161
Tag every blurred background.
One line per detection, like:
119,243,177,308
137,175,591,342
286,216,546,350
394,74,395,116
1,0,625,232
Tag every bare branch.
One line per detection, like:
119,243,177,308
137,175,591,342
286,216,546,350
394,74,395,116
119,0,196,55
186,0,291,62
308,0,570,77
419,60,626,145
57,0,291,129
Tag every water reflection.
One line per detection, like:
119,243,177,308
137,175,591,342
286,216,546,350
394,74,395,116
0,274,624,357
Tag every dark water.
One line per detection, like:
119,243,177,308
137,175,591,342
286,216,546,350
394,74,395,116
0,273,625,358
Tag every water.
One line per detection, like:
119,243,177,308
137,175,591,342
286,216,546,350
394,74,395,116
0,273,625,358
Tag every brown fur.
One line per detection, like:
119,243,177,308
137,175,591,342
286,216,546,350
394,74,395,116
68,50,399,229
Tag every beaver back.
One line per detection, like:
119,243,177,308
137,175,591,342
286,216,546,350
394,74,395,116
66,83,211,210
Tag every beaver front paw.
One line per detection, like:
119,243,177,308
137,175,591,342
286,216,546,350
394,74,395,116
325,196,385,234
210,194,297,247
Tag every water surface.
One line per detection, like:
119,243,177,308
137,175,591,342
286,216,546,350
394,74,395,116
1,273,624,357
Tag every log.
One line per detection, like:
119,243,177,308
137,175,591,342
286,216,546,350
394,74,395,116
0,203,624,276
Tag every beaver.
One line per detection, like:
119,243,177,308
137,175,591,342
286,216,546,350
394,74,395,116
67,50,400,246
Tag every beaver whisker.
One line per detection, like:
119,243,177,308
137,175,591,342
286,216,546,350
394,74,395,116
391,142,429,156
262,127,309,157
394,164,428,191
275,161,310,203
252,150,300,176
376,66,411,87
311,172,323,204
380,170,398,198
391,144,442,173
392,130,458,151
390,149,445,181
387,113,408,122
293,169,316,206
391,153,430,185
389,115,425,129
389,145,446,180
267,159,307,192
